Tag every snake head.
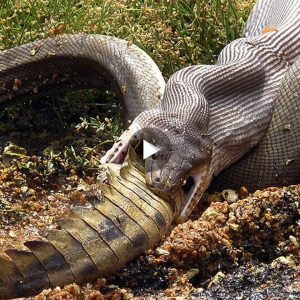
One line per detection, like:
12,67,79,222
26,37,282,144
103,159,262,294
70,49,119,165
144,129,212,196
143,122,213,223
101,110,212,220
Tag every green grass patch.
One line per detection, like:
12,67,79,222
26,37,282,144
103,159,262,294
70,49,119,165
0,0,254,77
0,0,254,178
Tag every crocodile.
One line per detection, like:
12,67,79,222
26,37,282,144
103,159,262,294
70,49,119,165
0,149,180,298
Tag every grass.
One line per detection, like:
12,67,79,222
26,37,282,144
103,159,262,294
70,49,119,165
0,0,254,77
0,0,254,187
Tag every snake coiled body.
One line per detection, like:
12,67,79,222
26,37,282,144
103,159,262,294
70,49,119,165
210,0,300,191
0,0,299,298
105,0,299,219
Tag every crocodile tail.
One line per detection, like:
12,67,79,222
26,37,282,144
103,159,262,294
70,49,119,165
0,149,174,299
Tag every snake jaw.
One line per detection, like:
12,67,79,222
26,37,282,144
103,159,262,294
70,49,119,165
176,163,211,223
100,122,142,164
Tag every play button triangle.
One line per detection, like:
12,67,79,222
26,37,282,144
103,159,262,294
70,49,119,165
143,140,161,160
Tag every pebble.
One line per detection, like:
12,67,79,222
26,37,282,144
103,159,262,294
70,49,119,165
289,235,298,248
107,284,119,290
8,230,16,237
123,293,134,300
271,256,296,268
262,191,270,198
221,189,238,203
228,223,240,231
208,271,225,288
239,186,249,199
185,268,199,280
155,247,170,256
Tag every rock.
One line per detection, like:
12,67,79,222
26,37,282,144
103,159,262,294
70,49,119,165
155,247,170,256
221,189,238,203
239,186,249,199
208,271,225,288
271,255,296,268
185,268,199,280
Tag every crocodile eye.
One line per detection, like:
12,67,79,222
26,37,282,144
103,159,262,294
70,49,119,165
182,176,195,194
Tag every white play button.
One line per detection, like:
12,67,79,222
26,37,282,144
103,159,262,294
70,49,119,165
143,140,161,160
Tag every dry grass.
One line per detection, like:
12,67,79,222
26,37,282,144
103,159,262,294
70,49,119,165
0,0,254,77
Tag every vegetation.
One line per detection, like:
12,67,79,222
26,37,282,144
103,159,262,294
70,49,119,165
0,0,254,219
1,0,254,76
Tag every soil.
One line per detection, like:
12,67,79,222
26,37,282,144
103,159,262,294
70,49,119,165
1,181,299,299
0,96,299,299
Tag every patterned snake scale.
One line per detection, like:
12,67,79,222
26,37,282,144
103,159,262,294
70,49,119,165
0,0,299,298
103,0,299,219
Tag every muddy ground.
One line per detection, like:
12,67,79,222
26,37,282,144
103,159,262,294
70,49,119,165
32,185,299,300
0,94,299,299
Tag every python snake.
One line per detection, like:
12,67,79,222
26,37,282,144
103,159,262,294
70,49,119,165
0,0,299,298
103,0,300,220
